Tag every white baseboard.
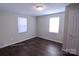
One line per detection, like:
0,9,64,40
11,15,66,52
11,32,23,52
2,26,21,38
0,36,36,48
62,48,77,55
0,36,62,48
37,36,62,44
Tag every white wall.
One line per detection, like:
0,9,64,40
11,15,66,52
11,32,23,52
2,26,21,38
0,11,64,48
36,12,65,43
0,11,36,48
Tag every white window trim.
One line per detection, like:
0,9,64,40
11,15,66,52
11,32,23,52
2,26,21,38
49,17,60,33
18,17,27,33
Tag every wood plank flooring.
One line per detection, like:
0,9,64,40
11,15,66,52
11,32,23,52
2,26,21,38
0,37,77,56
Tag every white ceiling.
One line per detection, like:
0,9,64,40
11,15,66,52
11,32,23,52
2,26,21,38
0,3,69,16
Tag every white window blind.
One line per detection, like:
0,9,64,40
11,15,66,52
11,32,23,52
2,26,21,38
49,17,59,33
18,17,27,33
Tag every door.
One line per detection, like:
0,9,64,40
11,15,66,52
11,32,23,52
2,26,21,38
66,10,77,54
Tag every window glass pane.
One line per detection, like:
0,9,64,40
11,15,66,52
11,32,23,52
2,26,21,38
18,17,27,33
49,17,59,33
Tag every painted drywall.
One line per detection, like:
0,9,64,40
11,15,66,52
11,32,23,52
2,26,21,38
0,11,64,48
36,12,65,43
0,11,36,48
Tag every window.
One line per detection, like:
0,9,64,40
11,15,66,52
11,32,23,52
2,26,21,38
49,17,59,33
18,17,27,33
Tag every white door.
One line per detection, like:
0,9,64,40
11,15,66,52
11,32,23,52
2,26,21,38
66,10,77,54
63,4,79,55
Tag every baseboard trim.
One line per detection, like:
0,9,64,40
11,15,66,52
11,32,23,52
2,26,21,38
62,48,78,56
37,36,62,44
0,36,62,49
0,36,36,48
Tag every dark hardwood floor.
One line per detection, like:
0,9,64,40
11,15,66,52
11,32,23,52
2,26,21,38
0,37,77,56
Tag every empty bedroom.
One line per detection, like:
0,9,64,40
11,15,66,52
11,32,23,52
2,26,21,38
0,3,79,56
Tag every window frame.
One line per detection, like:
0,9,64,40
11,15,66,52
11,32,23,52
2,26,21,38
18,16,27,33
49,17,60,33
